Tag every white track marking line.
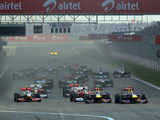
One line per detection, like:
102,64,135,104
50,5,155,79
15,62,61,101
3,46,16,56
0,110,115,120
0,65,9,78
11,46,16,56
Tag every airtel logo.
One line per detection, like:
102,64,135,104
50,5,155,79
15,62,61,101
102,0,115,12
101,0,140,12
43,0,81,12
43,0,57,12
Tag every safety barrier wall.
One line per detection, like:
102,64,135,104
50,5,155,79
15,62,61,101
108,34,142,42
112,51,160,71
8,34,69,42
109,32,160,70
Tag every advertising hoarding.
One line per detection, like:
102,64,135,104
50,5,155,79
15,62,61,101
155,35,160,45
0,0,160,15
108,34,142,42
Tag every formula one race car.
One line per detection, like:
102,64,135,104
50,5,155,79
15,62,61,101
70,91,86,102
14,93,41,102
84,89,112,104
78,65,92,75
35,79,54,90
115,87,148,104
14,88,42,102
92,71,110,83
59,80,78,88
49,49,59,56
113,67,131,78
69,85,89,102
94,79,113,88
93,72,110,79
70,87,112,104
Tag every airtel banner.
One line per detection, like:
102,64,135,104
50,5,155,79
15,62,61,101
0,0,82,14
0,0,160,14
88,34,109,40
108,34,142,42
8,34,69,42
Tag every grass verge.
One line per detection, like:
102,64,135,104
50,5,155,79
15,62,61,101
110,57,160,87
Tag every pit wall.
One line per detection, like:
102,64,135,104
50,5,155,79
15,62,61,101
26,24,51,35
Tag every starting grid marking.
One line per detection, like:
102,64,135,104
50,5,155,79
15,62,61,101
0,66,9,78
3,46,16,56
0,110,115,120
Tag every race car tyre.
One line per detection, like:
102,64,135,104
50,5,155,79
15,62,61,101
14,93,20,102
123,72,131,78
85,96,94,104
63,90,68,97
141,94,146,99
140,94,148,103
103,93,111,99
115,94,121,104
70,94,74,102
110,80,114,87
24,96,32,102
85,100,92,104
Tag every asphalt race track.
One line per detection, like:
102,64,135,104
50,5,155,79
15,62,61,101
0,35,160,120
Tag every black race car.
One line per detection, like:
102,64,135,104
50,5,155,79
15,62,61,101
94,79,113,88
93,71,113,87
93,72,110,79
113,68,131,78
115,87,148,104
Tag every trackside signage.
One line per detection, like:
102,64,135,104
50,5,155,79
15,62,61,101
0,2,22,10
108,34,142,42
0,0,160,14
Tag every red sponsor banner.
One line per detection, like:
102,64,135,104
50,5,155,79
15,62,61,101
8,34,69,42
79,36,92,41
88,34,108,40
0,0,160,15
79,35,106,41
108,34,142,42
155,35,160,45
